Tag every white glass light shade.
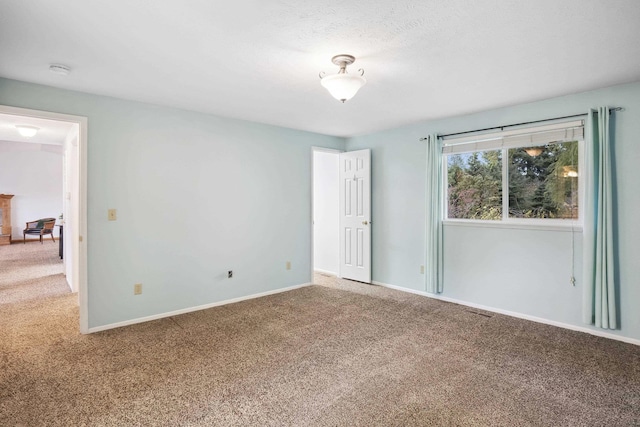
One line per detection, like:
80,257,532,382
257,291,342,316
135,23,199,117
16,125,39,137
524,147,543,157
321,73,366,103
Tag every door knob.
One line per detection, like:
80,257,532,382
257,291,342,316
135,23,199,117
362,220,369,225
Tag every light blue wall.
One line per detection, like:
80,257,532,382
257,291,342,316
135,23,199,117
0,78,344,328
346,81,640,341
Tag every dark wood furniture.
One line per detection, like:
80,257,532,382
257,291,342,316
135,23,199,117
58,224,63,259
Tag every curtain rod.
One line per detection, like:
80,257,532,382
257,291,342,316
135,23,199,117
419,107,623,141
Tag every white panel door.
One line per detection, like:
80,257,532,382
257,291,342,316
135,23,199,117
339,149,371,283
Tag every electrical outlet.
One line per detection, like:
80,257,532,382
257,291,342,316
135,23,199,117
420,265,425,274
228,270,233,278
286,261,291,270
108,209,117,221
134,283,142,295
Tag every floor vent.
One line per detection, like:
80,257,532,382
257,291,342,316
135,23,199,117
466,310,493,318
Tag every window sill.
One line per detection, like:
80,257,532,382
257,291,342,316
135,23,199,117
442,219,582,232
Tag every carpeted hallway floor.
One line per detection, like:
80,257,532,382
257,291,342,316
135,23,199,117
1,244,639,426
0,239,68,304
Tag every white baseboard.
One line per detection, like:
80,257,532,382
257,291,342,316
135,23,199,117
313,268,337,276
372,280,640,347
87,283,312,334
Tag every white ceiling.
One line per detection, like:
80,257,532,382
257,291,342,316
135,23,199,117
1,1,639,137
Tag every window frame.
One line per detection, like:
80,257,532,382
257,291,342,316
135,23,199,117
442,122,585,230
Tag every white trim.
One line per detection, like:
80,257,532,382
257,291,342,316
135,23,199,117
311,146,343,154
0,105,88,334
313,268,337,276
78,113,88,334
371,280,640,347
87,283,312,333
443,219,583,232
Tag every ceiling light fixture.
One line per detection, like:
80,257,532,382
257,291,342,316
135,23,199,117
15,125,39,137
524,147,544,157
319,54,366,103
49,64,71,75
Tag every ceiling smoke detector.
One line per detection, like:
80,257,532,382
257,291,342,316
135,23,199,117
49,64,71,75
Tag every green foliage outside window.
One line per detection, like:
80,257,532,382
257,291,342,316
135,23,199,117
447,141,579,220
447,150,502,220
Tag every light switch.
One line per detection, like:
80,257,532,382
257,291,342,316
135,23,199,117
108,209,117,221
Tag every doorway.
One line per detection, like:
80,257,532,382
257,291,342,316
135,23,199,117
0,105,88,333
311,147,372,284
312,148,340,279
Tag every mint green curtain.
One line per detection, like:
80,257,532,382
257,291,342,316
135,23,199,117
582,107,616,329
425,134,443,293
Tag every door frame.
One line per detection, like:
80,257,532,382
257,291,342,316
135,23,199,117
0,105,89,334
310,146,343,283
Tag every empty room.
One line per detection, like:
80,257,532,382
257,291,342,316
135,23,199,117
1,1,639,425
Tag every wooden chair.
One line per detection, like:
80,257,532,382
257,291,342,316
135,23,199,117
23,218,56,244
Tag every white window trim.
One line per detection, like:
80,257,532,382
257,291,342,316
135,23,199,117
443,219,583,232
442,121,584,230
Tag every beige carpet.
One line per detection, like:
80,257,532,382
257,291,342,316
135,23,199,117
0,240,67,304
1,246,639,426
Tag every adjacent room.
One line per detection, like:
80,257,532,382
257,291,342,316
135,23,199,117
1,1,639,425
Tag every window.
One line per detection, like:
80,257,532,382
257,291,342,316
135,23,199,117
444,121,583,225
447,150,502,220
508,141,579,219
